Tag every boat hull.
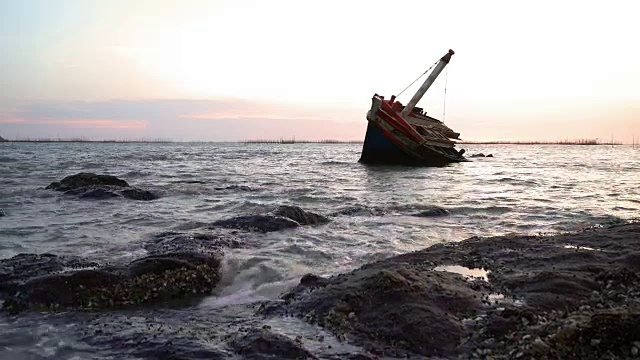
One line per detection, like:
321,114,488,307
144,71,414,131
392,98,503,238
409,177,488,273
358,95,466,167
359,122,462,166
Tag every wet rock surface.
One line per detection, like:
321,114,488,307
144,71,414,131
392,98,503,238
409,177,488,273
209,206,332,233
227,327,317,359
144,231,245,255
210,215,301,233
2,251,221,313
46,172,158,200
412,205,450,217
261,222,640,359
274,205,331,225
469,153,494,158
0,230,241,313
0,253,99,296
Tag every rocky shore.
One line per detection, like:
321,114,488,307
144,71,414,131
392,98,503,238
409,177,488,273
257,221,640,359
1,174,638,359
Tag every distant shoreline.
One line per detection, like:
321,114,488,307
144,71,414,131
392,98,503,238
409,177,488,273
0,138,629,145
0,139,173,143
459,140,624,145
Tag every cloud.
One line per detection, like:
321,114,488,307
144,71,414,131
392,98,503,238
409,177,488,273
0,98,365,141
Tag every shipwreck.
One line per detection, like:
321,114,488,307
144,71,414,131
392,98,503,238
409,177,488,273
359,49,466,166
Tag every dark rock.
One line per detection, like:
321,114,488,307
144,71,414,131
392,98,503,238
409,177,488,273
0,209,5,217
413,206,450,217
260,222,640,358
469,153,493,158
267,267,487,357
210,215,300,233
46,173,129,191
0,253,98,296
486,154,494,157
47,173,157,201
145,231,243,256
228,328,316,359
299,273,329,288
127,252,219,277
120,188,158,200
273,205,331,225
3,269,125,311
2,252,222,313
546,309,640,359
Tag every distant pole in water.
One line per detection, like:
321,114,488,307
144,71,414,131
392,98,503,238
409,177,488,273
401,50,455,118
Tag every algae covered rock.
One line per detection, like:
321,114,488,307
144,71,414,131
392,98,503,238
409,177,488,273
2,252,221,313
264,266,489,358
0,253,98,296
261,221,640,359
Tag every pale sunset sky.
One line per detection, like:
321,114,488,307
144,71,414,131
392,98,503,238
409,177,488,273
1,0,639,142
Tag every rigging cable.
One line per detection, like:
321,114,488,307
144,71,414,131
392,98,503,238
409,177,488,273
443,66,449,124
396,60,439,98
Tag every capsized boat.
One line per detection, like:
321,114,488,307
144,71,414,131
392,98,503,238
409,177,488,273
359,49,467,166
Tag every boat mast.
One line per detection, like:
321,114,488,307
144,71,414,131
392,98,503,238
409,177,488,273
401,49,455,118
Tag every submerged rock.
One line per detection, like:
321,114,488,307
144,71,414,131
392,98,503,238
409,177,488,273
210,215,300,233
1,252,221,313
273,205,331,225
469,153,494,158
261,222,640,358
331,206,387,217
46,172,158,200
228,328,316,359
120,187,157,200
214,184,255,192
145,231,243,255
77,187,121,199
208,206,331,233
46,173,129,191
0,209,5,217
412,206,450,217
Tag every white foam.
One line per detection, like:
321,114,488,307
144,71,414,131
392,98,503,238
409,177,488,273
564,244,599,251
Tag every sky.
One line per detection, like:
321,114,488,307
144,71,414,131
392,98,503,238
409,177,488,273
1,0,639,142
